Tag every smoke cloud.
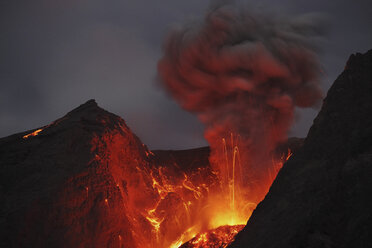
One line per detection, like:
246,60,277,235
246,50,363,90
158,2,324,197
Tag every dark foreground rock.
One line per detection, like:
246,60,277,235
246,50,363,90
229,50,372,248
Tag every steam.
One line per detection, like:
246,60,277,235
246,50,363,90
158,2,324,195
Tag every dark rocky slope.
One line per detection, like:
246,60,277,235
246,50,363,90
230,50,372,248
0,100,218,248
0,100,144,248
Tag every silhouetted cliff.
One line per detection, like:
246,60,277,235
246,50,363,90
230,50,372,248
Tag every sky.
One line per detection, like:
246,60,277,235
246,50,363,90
1,0,371,149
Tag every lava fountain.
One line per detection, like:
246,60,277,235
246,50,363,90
157,2,324,247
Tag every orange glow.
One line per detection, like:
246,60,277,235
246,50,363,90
23,128,43,139
168,225,201,248
145,209,163,233
203,135,252,229
93,130,292,248
176,135,292,247
180,225,245,248
139,140,291,248
286,149,293,160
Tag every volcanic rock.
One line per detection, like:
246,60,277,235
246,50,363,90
0,100,145,248
152,147,210,171
180,225,244,248
0,99,217,248
229,50,372,248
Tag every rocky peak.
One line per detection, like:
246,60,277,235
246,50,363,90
0,99,218,248
35,99,132,138
0,99,148,248
299,49,372,161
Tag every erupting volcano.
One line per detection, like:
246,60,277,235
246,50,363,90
0,98,299,248
2,47,372,247
1,0,372,246
0,2,329,248
156,3,323,244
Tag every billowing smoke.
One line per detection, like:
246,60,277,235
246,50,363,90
158,2,324,201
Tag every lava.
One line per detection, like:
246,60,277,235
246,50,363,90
139,141,292,248
180,225,245,248
22,122,292,248
157,3,322,246
22,128,43,139
5,99,299,248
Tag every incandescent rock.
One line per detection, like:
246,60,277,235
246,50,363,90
229,50,372,248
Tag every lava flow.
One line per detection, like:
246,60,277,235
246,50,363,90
105,130,293,248
139,139,293,248
23,128,43,139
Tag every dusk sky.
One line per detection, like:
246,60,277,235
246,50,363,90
1,0,371,149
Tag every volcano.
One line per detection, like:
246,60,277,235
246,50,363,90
0,99,221,248
1,50,372,248
0,99,295,248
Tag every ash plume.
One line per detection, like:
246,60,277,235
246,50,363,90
158,2,324,196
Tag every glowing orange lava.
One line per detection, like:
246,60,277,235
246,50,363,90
180,225,245,248
145,134,292,248
100,129,292,248
167,134,293,247
23,128,43,139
